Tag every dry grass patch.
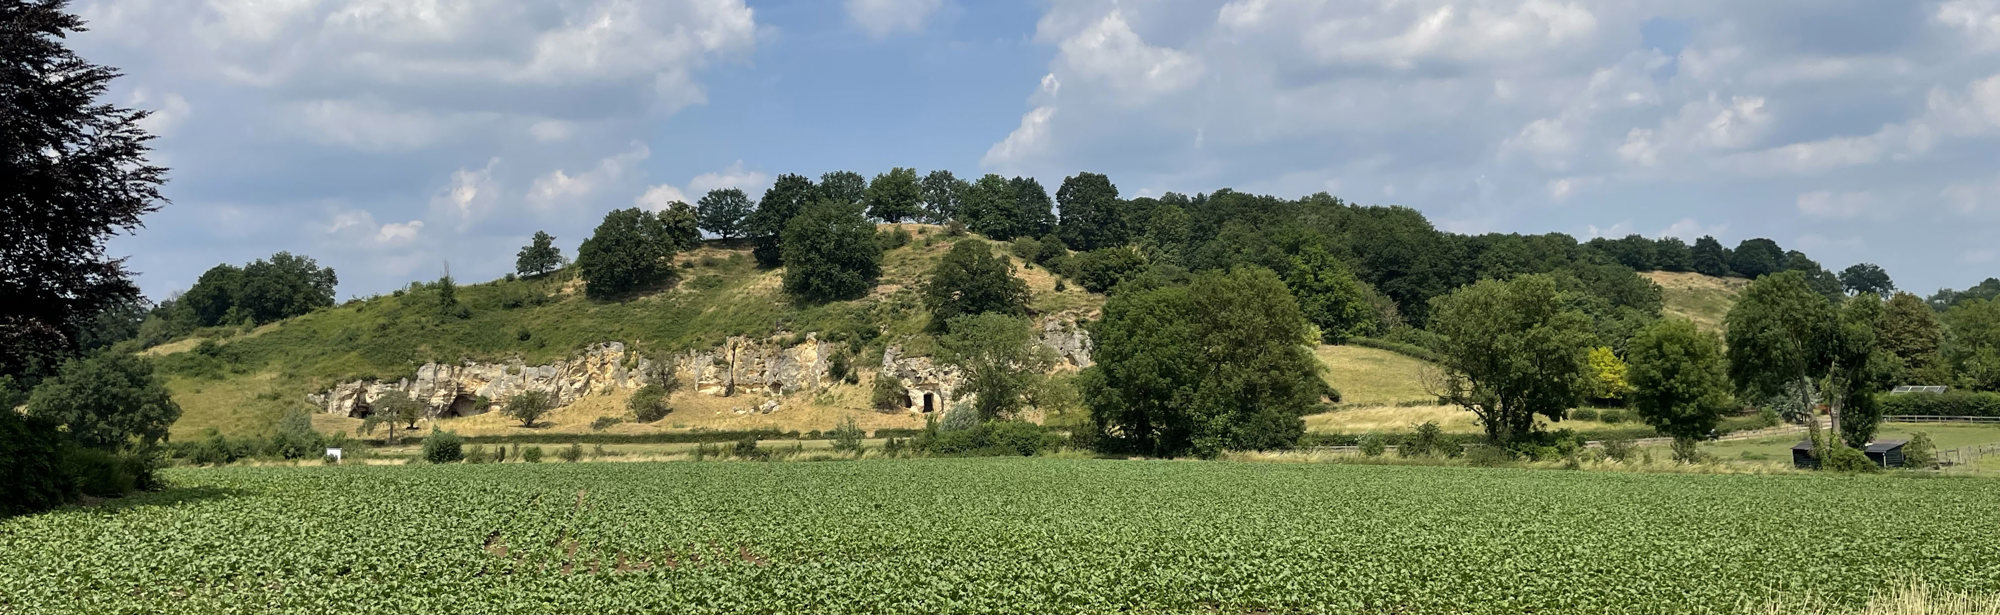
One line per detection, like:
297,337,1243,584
1314,344,1434,406
1647,271,1748,333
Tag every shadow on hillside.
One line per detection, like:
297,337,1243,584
66,485,258,514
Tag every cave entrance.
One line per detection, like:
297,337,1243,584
348,400,373,419
443,395,483,418
922,393,936,414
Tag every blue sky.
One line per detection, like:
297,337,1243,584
72,0,2000,300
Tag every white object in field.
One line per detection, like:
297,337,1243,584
326,448,343,462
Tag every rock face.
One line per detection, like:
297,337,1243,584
1039,318,1093,369
879,345,965,415
682,334,830,398
311,343,647,419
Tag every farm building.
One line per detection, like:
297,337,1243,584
1792,439,1909,470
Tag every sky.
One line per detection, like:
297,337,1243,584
70,0,2000,301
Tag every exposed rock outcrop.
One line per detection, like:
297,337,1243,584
311,343,646,419
1039,318,1093,369
682,334,829,398
879,345,965,414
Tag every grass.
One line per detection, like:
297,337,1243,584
1314,343,1435,406
145,227,1104,438
1648,271,1749,332
1650,423,2000,463
1305,404,1651,436
5,460,1996,613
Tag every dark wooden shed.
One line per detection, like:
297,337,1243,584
1791,441,1819,470
1864,440,1907,469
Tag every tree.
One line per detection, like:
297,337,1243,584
1627,319,1733,460
939,313,1054,421
180,264,243,326
781,202,883,303
1839,263,1894,297
1690,236,1731,277
1,1,166,381
864,167,922,223
1725,271,1839,447
1056,172,1125,251
1082,267,1326,458
504,390,554,428
1944,298,2000,391
749,174,816,267
1070,247,1147,294
434,271,459,319
1008,176,1057,240
818,170,867,206
1783,251,1844,301
695,188,754,240
1828,295,1890,448
23,352,180,450
628,385,670,423
1584,346,1631,404
1730,238,1785,278
576,208,676,298
516,231,564,276
1876,292,1946,384
921,240,1029,330
660,201,701,251
919,169,966,223
1426,275,1595,446
1283,240,1377,343
236,252,338,324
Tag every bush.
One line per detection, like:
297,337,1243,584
590,416,624,431
1820,445,1881,473
877,227,912,251
828,351,855,385
872,375,908,411
1400,421,1444,458
1358,433,1387,457
422,431,465,464
1570,408,1600,422
732,437,766,460
830,417,865,453
1466,446,1515,467
558,442,584,463
1601,437,1636,462
1669,437,1701,463
1877,391,2000,417
1755,407,1782,429
504,390,556,428
465,445,489,464
1903,432,1938,469
988,420,1057,456
628,385,671,423
59,447,157,498
1010,237,1042,261
522,446,544,463
1069,247,1146,293
1598,409,1631,424
940,401,980,432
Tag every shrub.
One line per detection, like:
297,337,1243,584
1358,433,1386,457
628,385,671,423
943,220,967,237
558,442,584,463
1601,437,1636,462
494,444,510,463
732,437,765,460
989,421,1057,456
1400,421,1444,458
940,401,980,432
1466,446,1515,467
1598,409,1631,424
827,352,854,385
590,416,623,431
522,446,544,463
422,430,465,464
1570,408,1600,422
1755,407,1782,429
830,417,865,453
465,445,489,464
1877,391,2000,418
505,391,556,428
877,227,912,251
58,447,151,498
1669,438,1701,463
1010,237,1042,261
872,375,908,411
1070,247,1146,293
1820,445,1881,473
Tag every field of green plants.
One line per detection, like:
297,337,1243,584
2,459,1995,614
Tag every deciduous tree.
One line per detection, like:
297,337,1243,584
1056,172,1125,251
781,202,882,303
515,231,563,276
749,174,816,267
696,188,754,240
818,170,867,207
1725,271,1840,446
918,169,966,223
24,352,180,450
1426,275,1594,445
1627,319,1732,460
506,390,555,427
1839,263,1895,298
921,240,1030,330
577,208,676,298
939,313,1053,421
864,167,922,223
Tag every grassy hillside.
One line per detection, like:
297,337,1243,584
148,225,1104,438
1647,271,1748,333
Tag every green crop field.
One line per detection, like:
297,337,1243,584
3,460,1996,614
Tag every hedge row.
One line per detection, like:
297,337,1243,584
1878,391,2000,418
407,427,931,447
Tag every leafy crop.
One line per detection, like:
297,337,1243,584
1,460,1995,613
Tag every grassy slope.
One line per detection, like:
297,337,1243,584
1313,344,1433,406
152,226,1104,438
1647,270,1749,332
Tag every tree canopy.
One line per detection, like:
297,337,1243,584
918,169,966,223
1056,172,1125,251
748,174,817,267
781,202,883,303
1426,274,1594,445
696,188,754,240
1838,263,1894,297
939,313,1053,422
1083,267,1326,458
176,252,337,327
921,240,1030,330
577,208,678,298
864,167,922,223
1627,318,1733,448
818,170,867,207
24,352,180,450
515,231,563,277
1,0,166,381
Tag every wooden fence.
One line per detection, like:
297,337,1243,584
1884,415,2000,424
1938,443,2000,467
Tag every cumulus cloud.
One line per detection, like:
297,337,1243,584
129,88,191,136
528,144,651,210
1053,11,1202,102
635,161,774,212
327,208,425,248
1796,190,1874,219
846,0,944,38
1938,0,2000,48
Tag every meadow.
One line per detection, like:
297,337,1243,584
3,459,1996,614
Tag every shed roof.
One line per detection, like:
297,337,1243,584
1864,440,1908,453
1793,440,1815,451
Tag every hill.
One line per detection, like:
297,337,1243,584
1646,271,1748,333
146,225,1104,439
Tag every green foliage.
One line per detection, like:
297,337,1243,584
627,385,671,423
1358,433,1386,457
1283,241,1380,343
1819,444,1881,473
872,374,908,411
1944,298,2000,391
1069,246,1146,294
1876,292,1946,385
1691,236,1731,277
1839,263,1894,297
1878,390,2000,417
961,174,1054,241
269,410,323,460
1601,437,1636,462
516,231,564,277
830,417,865,453
1056,172,1126,251
1627,319,1733,442
1010,237,1042,262
1902,431,1937,469
590,416,623,431
421,430,465,464
864,167,922,223
559,442,584,463
939,314,1053,421
1084,267,1326,458
781,202,883,303
0,411,74,515
60,446,158,497
577,208,679,298
1584,346,1631,403
1726,271,1838,406
177,252,339,327
1570,408,1600,421
921,240,1030,329
1730,238,1786,278
25,353,181,450
1428,275,1594,445
505,390,556,428
818,171,867,207
1400,421,1446,458
696,188,755,240
660,202,702,252
1668,437,1702,463
918,169,966,223
731,437,765,460
522,446,544,463
750,174,818,267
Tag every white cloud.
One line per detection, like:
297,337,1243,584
293,98,481,151
1618,95,1773,168
1944,175,2000,213
1939,0,2000,49
1586,221,1633,238
529,120,575,143
634,161,773,212
327,208,424,248
1725,73,1999,176
846,0,944,38
1219,0,1598,69
1053,11,1202,102
1659,218,1727,241
1795,190,1873,219
635,185,690,212
130,89,192,136
528,143,651,209
432,158,501,229
982,106,1056,169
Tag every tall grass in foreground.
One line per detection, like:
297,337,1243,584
1754,582,2000,615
